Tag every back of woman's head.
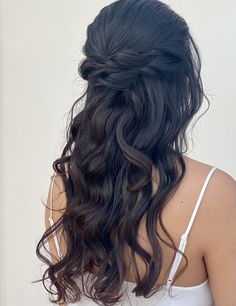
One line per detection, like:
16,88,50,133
80,0,204,153
36,1,208,305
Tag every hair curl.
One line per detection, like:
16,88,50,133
34,0,209,305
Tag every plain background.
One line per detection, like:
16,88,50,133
1,0,235,305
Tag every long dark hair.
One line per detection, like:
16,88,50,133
35,0,209,305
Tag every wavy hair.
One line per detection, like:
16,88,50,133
35,0,209,305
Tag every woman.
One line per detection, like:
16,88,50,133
35,0,236,305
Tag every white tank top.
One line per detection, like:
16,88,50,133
49,166,217,306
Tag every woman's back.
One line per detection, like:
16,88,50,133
47,156,236,305
90,156,214,287
69,157,215,305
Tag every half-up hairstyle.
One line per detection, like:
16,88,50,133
35,0,209,305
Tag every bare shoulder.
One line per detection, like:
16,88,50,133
185,155,236,213
184,155,235,190
184,155,236,238
196,159,236,249
205,169,236,305
206,166,236,210
185,156,236,305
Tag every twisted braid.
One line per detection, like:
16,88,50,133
80,47,185,90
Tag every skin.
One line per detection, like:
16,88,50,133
45,155,236,306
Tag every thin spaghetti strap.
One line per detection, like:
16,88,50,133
166,166,218,288
49,172,57,219
183,166,217,237
47,171,63,260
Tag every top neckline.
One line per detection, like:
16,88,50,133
123,278,209,291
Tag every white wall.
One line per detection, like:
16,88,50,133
0,1,235,305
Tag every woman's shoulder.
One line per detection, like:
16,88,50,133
176,155,236,242
185,155,236,247
183,156,236,227
184,155,235,192
187,158,236,304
